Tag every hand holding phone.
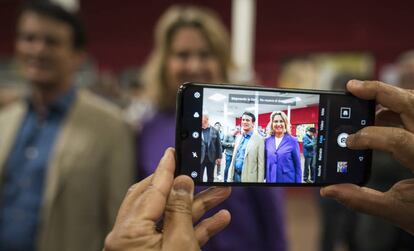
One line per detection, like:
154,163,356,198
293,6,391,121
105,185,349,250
104,148,231,251
321,80,414,235
175,82,375,186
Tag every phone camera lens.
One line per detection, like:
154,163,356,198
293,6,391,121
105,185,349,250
181,131,189,139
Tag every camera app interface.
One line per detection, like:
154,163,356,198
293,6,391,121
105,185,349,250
179,85,373,185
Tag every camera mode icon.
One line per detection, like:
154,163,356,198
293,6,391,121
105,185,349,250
340,107,351,119
337,132,349,148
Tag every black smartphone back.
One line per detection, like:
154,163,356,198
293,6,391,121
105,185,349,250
176,82,375,186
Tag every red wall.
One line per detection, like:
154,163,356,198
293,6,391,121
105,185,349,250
0,0,231,72
235,105,319,135
255,1,414,84
1,0,414,85
236,105,319,152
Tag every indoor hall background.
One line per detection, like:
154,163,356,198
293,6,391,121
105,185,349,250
1,1,414,251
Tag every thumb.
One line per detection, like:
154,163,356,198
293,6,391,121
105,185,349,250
163,175,198,249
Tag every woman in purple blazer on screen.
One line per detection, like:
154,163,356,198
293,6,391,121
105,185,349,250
265,111,302,183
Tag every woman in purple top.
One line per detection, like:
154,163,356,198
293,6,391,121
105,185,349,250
137,6,286,251
265,111,302,183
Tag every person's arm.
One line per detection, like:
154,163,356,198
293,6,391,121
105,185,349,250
264,140,268,182
215,130,223,163
221,135,229,148
226,137,239,182
292,137,302,183
104,148,231,251
320,80,414,235
303,135,313,149
257,137,265,182
222,135,234,148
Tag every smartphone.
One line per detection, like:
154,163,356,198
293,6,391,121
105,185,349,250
175,82,375,186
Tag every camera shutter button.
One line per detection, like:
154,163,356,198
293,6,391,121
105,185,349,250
337,133,349,148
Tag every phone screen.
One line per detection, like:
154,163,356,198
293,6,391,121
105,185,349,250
176,83,375,186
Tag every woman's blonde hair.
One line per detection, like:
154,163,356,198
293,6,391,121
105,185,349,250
267,111,291,135
143,5,231,110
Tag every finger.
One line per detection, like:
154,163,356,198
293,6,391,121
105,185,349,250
346,80,412,115
163,175,197,249
346,126,414,171
113,174,153,224
320,184,394,221
376,109,403,127
346,80,414,131
387,179,414,236
192,187,231,223
194,209,231,247
134,147,176,222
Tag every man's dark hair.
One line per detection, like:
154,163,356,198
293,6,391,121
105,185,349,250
307,127,316,133
18,1,86,50
242,111,256,122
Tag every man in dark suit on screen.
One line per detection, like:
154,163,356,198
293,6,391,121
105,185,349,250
201,113,222,182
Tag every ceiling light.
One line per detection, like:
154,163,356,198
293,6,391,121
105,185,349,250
208,93,226,102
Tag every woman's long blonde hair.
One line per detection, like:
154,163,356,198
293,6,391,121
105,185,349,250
143,5,231,110
266,111,291,136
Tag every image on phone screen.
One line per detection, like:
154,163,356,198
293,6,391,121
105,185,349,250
176,83,375,186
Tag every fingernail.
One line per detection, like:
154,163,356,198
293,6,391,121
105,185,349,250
349,79,364,86
320,187,334,198
173,181,191,194
163,148,171,157
320,188,326,197
161,148,175,162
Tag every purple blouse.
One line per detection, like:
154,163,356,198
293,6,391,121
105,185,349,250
136,111,287,251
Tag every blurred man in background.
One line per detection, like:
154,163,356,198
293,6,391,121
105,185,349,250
0,2,135,251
